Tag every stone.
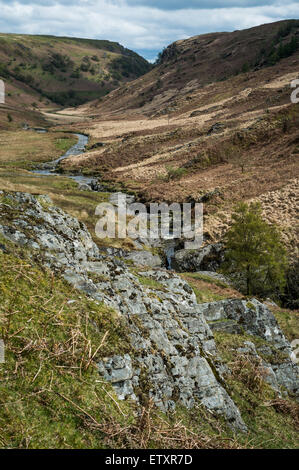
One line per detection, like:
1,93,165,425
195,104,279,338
172,243,224,272
209,320,243,334
200,298,299,397
2,191,295,430
124,250,163,268
90,179,103,192
0,242,8,253
109,192,135,205
207,122,225,135
78,183,92,191
199,298,290,349
98,354,133,384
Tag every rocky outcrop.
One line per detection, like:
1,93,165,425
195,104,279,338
199,299,289,349
1,191,298,431
123,250,163,267
172,243,224,272
207,122,225,135
0,191,245,430
200,299,299,397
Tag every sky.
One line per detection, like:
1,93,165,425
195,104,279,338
0,1,298,62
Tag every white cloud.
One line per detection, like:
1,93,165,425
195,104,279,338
0,0,298,59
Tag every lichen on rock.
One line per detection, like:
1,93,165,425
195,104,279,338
1,191,298,433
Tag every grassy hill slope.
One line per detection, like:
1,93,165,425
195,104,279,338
0,234,298,449
57,21,299,261
0,33,151,110
91,19,299,116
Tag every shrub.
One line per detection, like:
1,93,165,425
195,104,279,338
281,260,299,309
165,165,188,181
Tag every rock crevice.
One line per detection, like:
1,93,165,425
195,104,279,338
1,191,298,431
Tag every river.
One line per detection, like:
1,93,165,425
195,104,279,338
33,130,178,268
33,133,94,186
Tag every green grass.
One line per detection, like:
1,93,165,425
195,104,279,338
192,285,228,303
272,308,299,342
180,272,239,304
183,272,229,288
213,330,299,448
0,233,298,448
0,237,133,449
54,135,78,153
135,275,166,291
0,130,77,169
0,32,151,108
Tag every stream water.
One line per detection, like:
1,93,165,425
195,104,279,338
32,131,178,268
33,133,93,185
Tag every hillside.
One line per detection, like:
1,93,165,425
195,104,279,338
58,20,299,260
0,33,151,129
0,19,299,449
0,191,298,448
86,19,299,116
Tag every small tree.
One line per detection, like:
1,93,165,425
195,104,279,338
222,202,287,297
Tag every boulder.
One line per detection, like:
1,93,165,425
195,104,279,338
172,243,224,272
124,250,163,268
199,298,299,398
90,179,103,191
4,191,297,428
78,183,92,191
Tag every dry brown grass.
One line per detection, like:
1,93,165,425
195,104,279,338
229,355,269,394
263,399,299,430
85,400,244,449
0,130,76,166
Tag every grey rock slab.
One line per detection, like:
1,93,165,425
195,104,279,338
124,250,162,268
3,191,284,430
172,243,224,272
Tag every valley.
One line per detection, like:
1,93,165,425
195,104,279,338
0,19,298,450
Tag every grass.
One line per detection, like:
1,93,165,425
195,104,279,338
0,237,133,449
180,272,242,304
213,330,299,448
271,307,299,343
54,135,78,153
164,165,188,181
0,238,298,448
184,272,229,288
0,130,77,169
0,237,240,449
135,275,166,291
